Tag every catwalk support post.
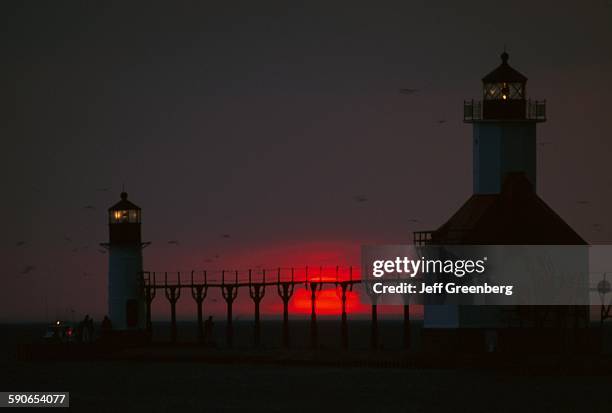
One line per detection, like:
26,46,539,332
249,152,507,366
221,270,239,348
335,267,354,351
307,267,323,350
144,271,156,335
190,270,208,342
276,268,295,349
164,271,181,343
371,303,379,350
248,269,266,347
364,280,379,350
403,304,410,349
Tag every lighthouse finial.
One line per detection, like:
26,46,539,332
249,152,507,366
501,45,509,64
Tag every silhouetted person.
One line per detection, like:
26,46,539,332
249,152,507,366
52,321,62,342
81,315,92,343
76,318,85,343
100,315,113,341
86,316,94,342
100,315,112,337
203,316,215,346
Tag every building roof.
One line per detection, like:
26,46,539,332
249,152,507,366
482,52,528,84
430,173,586,245
108,192,141,211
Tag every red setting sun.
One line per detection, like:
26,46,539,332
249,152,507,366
290,289,367,316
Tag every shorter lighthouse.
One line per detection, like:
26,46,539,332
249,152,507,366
105,191,147,330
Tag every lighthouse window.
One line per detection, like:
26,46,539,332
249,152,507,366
129,210,140,223
111,210,130,223
501,83,509,100
110,209,140,223
485,83,499,99
484,82,524,100
509,82,524,99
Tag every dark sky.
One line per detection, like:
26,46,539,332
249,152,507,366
1,1,611,321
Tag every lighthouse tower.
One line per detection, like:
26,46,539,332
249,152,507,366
106,191,146,330
465,51,546,193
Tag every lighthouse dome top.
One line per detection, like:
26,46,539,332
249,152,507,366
108,191,141,212
482,52,528,84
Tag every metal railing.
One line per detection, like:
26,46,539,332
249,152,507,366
464,99,546,122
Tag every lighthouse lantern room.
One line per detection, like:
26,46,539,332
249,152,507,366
463,52,546,194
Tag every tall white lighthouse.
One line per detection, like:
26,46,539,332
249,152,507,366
420,52,586,336
105,191,146,330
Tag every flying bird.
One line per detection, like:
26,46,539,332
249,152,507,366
167,240,179,245
15,241,26,247
407,218,420,223
20,265,35,275
353,195,368,203
64,236,72,242
399,88,419,95
576,200,590,205
221,234,231,239
70,245,88,253
437,120,447,124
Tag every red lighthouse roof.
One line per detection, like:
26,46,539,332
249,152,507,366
108,191,141,212
482,52,528,84
427,173,586,245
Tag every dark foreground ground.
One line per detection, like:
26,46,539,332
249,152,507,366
3,359,612,412
2,323,612,412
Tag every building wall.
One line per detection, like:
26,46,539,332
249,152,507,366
108,245,144,330
424,246,590,330
473,122,537,194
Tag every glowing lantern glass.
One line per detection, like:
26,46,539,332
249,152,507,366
484,81,524,101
